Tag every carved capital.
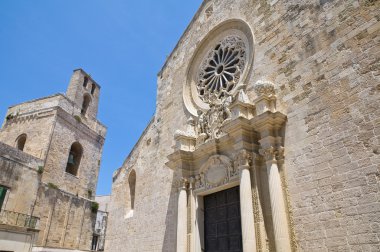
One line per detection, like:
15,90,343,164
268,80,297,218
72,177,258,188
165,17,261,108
234,149,252,167
259,146,276,161
189,177,196,190
276,146,285,161
178,177,189,190
259,146,285,162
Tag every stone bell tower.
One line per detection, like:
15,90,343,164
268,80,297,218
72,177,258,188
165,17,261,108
66,69,101,120
0,69,107,251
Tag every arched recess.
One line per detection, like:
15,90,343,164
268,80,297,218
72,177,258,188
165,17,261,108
15,134,27,151
81,93,91,115
125,169,136,218
65,142,83,176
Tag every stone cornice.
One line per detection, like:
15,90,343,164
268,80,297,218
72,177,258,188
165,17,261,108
250,111,287,132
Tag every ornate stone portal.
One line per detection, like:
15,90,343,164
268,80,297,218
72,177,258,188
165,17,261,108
167,77,294,251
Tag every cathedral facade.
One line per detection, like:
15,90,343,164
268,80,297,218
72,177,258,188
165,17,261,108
105,0,380,251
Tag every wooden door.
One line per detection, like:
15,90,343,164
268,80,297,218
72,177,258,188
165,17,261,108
204,186,242,252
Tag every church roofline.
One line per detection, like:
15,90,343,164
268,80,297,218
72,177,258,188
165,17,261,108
121,115,155,168
157,0,211,77
6,93,107,131
8,93,63,109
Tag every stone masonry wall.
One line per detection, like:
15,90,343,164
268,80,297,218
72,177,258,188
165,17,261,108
0,142,97,252
107,0,379,251
107,117,179,251
34,186,96,250
0,141,43,214
0,107,56,160
42,108,104,198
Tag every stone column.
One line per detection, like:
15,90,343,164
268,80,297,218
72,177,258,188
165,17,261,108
177,178,188,252
237,150,257,251
189,178,196,252
260,147,291,252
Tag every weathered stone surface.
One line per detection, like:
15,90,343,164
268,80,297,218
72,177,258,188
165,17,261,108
106,0,380,251
0,69,107,251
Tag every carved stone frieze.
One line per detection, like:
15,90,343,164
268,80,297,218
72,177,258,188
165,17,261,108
193,155,238,191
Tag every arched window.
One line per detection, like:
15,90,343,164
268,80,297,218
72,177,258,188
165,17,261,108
16,134,27,151
83,76,89,88
125,170,136,218
81,94,91,115
128,170,136,210
65,142,82,176
91,83,96,95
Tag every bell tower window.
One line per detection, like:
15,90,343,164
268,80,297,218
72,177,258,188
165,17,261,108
16,134,27,151
83,76,89,88
81,94,91,115
91,83,96,95
65,142,82,176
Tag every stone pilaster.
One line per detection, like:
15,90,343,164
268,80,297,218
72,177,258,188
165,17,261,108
189,177,197,252
177,178,188,252
251,153,269,252
259,147,291,252
237,150,257,252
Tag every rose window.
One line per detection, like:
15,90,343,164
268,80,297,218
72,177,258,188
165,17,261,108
197,36,247,103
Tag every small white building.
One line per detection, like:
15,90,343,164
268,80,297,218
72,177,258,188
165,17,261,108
92,195,110,251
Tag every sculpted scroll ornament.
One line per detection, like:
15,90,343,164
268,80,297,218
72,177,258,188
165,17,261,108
194,155,237,191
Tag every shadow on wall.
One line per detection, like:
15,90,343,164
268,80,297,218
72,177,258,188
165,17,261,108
161,171,178,252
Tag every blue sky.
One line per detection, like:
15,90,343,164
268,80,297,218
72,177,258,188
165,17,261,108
0,0,202,195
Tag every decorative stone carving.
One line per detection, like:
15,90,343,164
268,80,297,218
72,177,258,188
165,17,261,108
253,80,277,115
194,155,236,190
194,173,205,189
195,96,232,144
259,146,276,161
180,177,189,189
234,149,252,167
259,146,285,162
253,80,275,97
197,36,247,104
251,152,262,163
